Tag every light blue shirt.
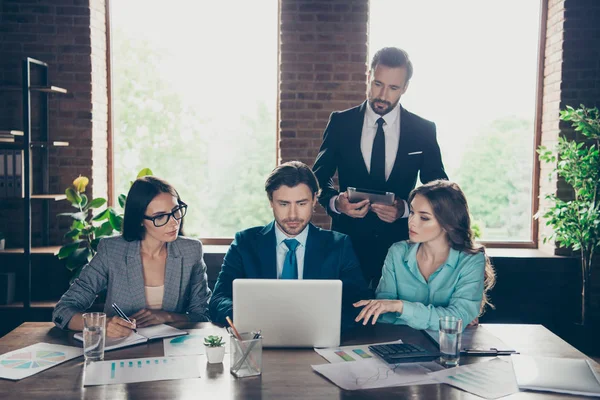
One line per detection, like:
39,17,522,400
274,223,309,279
375,241,485,331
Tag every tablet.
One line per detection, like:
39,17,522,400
347,187,395,205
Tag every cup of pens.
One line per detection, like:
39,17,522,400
230,331,263,378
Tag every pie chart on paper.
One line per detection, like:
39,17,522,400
0,350,66,369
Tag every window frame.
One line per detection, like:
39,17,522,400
105,0,547,248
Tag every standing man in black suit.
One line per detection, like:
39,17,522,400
313,47,448,286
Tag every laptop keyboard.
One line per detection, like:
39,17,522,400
368,343,440,363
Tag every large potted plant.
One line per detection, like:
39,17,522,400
537,105,600,326
57,168,153,281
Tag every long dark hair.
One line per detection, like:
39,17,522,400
122,176,185,241
408,180,496,315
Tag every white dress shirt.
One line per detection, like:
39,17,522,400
330,102,409,218
274,223,309,279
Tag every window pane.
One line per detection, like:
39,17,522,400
111,1,277,238
370,0,541,241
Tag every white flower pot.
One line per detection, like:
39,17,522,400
205,345,225,364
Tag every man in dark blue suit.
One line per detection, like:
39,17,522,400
209,161,370,331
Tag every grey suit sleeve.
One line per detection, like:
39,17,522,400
185,241,212,322
420,121,448,183
313,112,341,215
52,239,110,330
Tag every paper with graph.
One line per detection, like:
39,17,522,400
428,357,519,399
0,342,83,380
314,340,402,364
163,333,230,357
312,358,442,390
83,355,201,386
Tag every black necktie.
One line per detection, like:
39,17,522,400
370,118,386,187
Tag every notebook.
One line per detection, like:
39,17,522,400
74,324,187,351
511,355,600,397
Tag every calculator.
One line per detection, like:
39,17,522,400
368,343,441,364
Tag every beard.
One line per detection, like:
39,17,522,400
276,218,309,237
369,97,399,116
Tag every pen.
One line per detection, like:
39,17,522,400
462,349,518,356
111,302,138,333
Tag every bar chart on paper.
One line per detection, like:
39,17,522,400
83,356,201,386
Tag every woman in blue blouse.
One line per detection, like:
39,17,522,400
354,180,495,331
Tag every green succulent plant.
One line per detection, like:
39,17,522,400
204,335,225,347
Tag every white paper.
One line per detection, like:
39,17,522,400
314,340,402,364
136,324,186,340
0,342,83,381
75,324,187,352
83,355,201,386
75,331,147,351
163,334,230,357
425,326,514,353
512,355,600,397
428,357,519,399
312,358,442,390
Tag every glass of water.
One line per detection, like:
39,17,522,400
439,316,462,367
83,312,106,362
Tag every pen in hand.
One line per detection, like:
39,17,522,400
111,303,138,333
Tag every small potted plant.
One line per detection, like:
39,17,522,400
204,335,226,364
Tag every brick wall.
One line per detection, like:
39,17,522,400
0,0,106,247
537,0,600,322
279,0,369,228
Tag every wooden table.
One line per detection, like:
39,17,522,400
0,323,596,399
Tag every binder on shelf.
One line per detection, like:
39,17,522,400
5,151,14,197
15,150,23,198
0,150,6,197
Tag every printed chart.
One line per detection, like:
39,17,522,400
315,341,402,364
0,343,83,380
164,334,230,356
84,355,201,386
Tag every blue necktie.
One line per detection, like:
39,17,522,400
371,118,386,188
281,239,299,279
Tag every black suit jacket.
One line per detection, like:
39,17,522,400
313,102,447,280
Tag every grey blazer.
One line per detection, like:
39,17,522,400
52,235,212,330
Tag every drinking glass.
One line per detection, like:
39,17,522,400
439,316,462,367
83,312,106,362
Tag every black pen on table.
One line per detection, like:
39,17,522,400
111,303,138,333
462,348,518,356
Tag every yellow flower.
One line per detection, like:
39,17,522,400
73,175,89,193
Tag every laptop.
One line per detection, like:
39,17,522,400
232,279,342,348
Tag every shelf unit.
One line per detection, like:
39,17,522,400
0,58,69,310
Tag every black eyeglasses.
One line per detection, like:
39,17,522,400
143,203,187,227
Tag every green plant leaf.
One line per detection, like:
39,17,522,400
79,193,88,208
118,194,127,209
65,187,81,206
66,247,90,271
64,228,81,239
84,197,107,211
92,209,110,221
57,240,84,260
109,208,123,231
95,220,114,237
137,168,153,178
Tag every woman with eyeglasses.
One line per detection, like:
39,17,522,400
53,176,211,338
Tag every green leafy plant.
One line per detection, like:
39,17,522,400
536,104,600,326
203,335,225,347
57,168,153,281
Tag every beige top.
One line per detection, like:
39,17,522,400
144,285,165,310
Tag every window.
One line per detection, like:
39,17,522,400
370,0,542,243
110,1,277,238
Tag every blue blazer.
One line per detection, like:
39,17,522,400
209,222,371,331
52,235,212,330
